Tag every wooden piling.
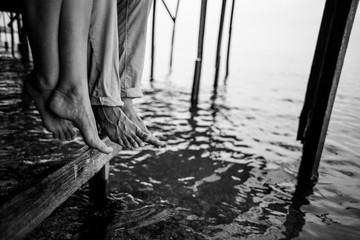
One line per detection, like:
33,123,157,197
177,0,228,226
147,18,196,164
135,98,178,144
89,162,110,207
150,0,157,82
213,0,227,90
169,0,181,71
191,0,208,106
225,0,235,78
297,0,359,186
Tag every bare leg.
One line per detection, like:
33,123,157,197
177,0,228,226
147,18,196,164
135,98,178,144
21,0,75,140
49,0,112,153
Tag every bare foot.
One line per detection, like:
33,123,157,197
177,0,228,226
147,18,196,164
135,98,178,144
122,98,165,147
93,105,165,149
24,72,75,141
49,89,113,154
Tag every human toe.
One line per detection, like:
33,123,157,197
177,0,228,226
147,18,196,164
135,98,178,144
127,136,139,148
52,130,60,139
147,134,166,147
67,127,76,140
133,135,145,147
95,140,113,154
64,122,75,137
116,137,126,148
58,130,67,141
122,137,133,149
64,129,73,141
136,128,165,147
87,135,113,153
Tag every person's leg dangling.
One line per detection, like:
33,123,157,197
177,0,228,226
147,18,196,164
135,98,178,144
21,0,75,141
49,0,113,153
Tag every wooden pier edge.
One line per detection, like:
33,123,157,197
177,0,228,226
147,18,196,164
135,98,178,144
0,137,121,240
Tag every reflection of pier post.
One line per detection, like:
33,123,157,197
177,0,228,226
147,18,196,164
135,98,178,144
225,0,235,79
9,12,14,57
283,185,308,239
16,14,29,62
213,0,227,90
297,0,359,187
150,0,157,82
191,0,208,106
2,12,9,51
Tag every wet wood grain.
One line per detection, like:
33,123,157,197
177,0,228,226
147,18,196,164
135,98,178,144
0,137,121,240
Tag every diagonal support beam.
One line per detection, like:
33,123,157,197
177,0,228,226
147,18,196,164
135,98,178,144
297,0,359,186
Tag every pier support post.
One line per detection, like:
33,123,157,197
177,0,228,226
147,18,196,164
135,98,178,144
225,0,235,79
297,0,359,186
150,0,157,82
169,0,180,71
89,162,110,207
191,0,208,106
213,0,227,90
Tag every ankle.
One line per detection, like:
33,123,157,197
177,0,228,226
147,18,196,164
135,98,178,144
56,82,86,98
57,72,88,92
31,71,58,91
122,98,134,107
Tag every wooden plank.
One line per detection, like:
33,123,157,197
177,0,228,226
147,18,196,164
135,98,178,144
89,162,110,207
0,137,121,240
297,0,359,186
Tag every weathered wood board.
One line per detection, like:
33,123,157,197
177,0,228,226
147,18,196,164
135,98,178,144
0,137,121,240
